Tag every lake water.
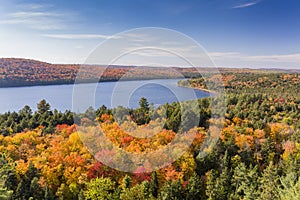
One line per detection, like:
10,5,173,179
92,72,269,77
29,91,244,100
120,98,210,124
0,79,211,113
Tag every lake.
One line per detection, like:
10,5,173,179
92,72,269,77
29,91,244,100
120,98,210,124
0,79,212,113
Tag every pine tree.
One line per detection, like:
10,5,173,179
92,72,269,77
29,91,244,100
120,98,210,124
231,163,259,200
206,151,233,200
258,162,279,199
186,172,205,200
78,189,85,200
139,97,150,112
84,177,118,200
37,99,51,115
122,175,132,191
0,154,13,199
0,177,12,200
277,172,300,200
150,171,159,198
44,185,55,200
30,177,44,200
159,180,185,200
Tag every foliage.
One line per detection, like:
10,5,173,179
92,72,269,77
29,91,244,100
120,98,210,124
0,71,299,199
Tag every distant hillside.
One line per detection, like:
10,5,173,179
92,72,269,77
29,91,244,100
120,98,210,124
0,58,298,87
0,58,79,87
0,58,183,87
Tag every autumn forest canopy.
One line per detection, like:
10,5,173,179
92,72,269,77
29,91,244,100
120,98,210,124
1,58,299,87
0,62,300,199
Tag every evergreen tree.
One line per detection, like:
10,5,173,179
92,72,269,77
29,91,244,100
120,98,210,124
206,151,232,200
37,99,51,115
258,162,279,199
122,175,132,191
84,177,119,200
30,177,44,200
186,172,205,200
277,172,300,200
78,189,85,200
0,155,13,200
150,171,159,198
231,163,259,200
44,185,55,200
139,97,150,112
159,180,185,200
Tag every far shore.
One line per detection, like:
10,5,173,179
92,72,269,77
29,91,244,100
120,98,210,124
177,83,219,95
0,77,183,89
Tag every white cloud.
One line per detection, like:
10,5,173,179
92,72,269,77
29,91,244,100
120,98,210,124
42,34,121,40
0,3,75,30
17,3,49,10
209,52,300,68
232,1,261,9
8,11,63,18
208,52,241,58
247,54,300,63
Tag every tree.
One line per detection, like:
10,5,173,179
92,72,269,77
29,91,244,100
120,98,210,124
181,109,198,133
0,154,13,200
206,151,232,200
56,183,74,200
206,169,230,200
30,177,44,200
19,105,32,118
231,163,259,200
84,177,118,200
150,171,159,198
120,181,154,200
277,172,300,200
37,99,51,115
44,185,55,200
159,180,185,200
258,162,279,199
139,97,150,112
130,97,151,125
186,172,205,200
122,175,132,190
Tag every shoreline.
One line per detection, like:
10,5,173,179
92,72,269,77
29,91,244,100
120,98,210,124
0,77,183,89
177,83,219,95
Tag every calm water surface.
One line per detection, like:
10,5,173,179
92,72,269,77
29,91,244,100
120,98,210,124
0,79,212,113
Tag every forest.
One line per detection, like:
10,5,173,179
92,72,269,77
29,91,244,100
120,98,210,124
0,71,300,199
0,58,191,87
2,58,298,88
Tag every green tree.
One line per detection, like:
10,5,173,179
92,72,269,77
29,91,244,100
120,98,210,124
121,181,154,200
84,177,119,200
131,97,150,125
139,97,150,112
186,172,205,200
181,109,198,132
30,177,44,200
258,162,279,199
0,154,13,200
37,99,51,115
44,184,55,200
206,151,232,200
231,163,259,200
159,180,185,200
206,168,231,200
122,175,132,190
150,171,159,198
277,172,300,200
56,183,74,200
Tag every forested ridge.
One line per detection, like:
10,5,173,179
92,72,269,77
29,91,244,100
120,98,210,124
1,58,299,87
0,71,300,199
0,58,188,87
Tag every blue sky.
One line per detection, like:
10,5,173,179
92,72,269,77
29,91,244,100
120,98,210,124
0,0,300,68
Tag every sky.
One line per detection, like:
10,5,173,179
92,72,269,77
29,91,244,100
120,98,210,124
0,0,300,68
